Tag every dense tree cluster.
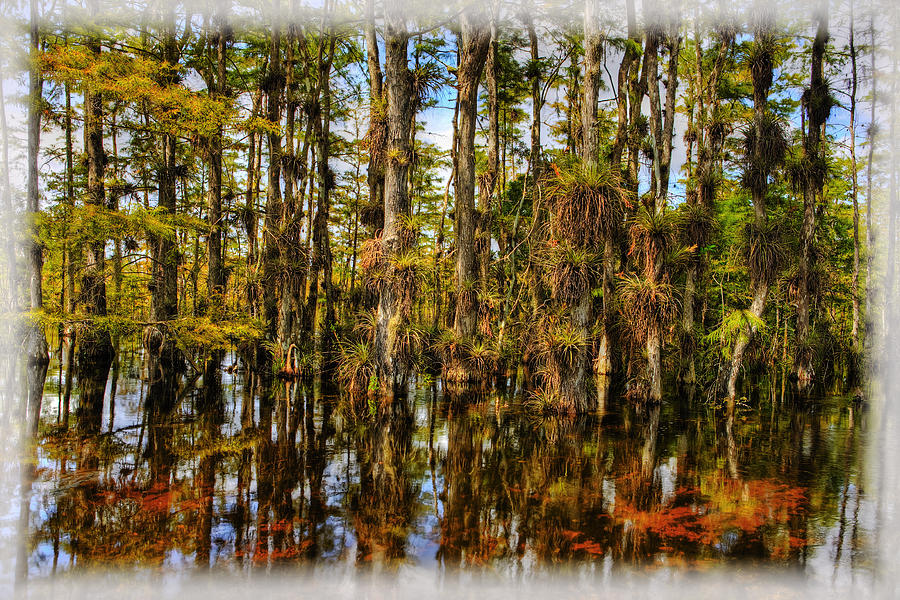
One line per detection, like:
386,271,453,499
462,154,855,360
1,0,886,416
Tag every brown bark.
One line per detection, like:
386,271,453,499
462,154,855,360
795,8,829,392
26,0,48,366
373,0,416,394
726,18,780,399
477,0,500,289
524,9,545,318
574,0,607,398
206,5,228,303
611,0,639,169
76,0,114,430
365,0,385,233
312,34,338,367
150,13,179,327
453,7,490,344
865,16,876,349
684,28,731,387
61,75,77,429
849,6,860,353
262,5,285,354
244,90,263,318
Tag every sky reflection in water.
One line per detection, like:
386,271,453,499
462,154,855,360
22,354,874,588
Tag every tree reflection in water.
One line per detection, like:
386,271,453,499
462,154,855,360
21,354,872,583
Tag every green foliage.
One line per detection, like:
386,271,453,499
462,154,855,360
338,340,376,396
706,309,766,359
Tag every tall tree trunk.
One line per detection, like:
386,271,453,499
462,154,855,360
244,90,262,318
684,27,731,389
25,0,48,367
206,4,228,305
453,7,490,348
611,0,639,169
643,7,681,403
365,0,385,233
524,9,545,318
477,0,500,289
604,0,640,377
61,75,78,429
311,32,337,369
76,0,114,433
147,10,181,378
865,15,876,351
849,6,860,356
795,7,829,392
574,0,605,401
0,67,17,317
373,0,415,395
725,19,779,401
261,3,285,359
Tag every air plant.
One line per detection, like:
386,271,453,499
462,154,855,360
352,309,379,344
741,111,788,194
748,29,776,96
616,273,680,343
803,77,837,126
537,317,589,391
361,237,388,296
359,201,385,229
411,61,445,112
541,243,600,304
391,320,428,373
628,205,679,277
389,250,427,317
361,97,387,167
524,386,559,416
542,158,628,247
455,278,478,317
740,220,786,285
677,201,717,258
465,340,499,378
397,213,424,250
708,105,731,146
786,149,830,196
337,340,376,395
477,287,502,339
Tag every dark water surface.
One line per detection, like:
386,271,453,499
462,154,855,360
22,352,873,587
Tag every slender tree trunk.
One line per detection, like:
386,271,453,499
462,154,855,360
524,10,546,318
477,0,500,289
61,75,77,430
575,0,605,399
453,8,490,347
25,0,48,367
685,28,730,389
365,0,385,233
146,11,181,379
207,5,228,304
725,19,779,400
865,16,876,350
374,0,415,395
76,0,114,433
611,0,639,168
849,6,860,355
262,4,286,359
313,33,337,369
244,91,262,318
795,7,829,392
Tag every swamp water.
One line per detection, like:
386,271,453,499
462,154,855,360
15,351,875,592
